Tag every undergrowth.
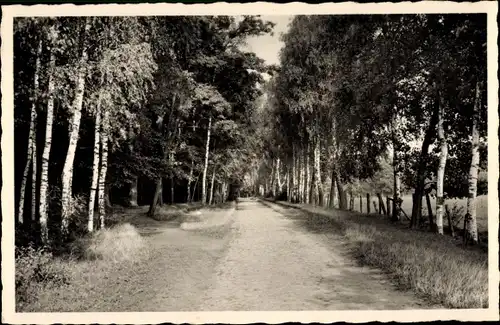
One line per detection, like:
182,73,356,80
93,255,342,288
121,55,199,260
16,222,150,312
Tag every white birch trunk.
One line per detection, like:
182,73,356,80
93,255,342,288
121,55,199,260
314,137,323,206
304,143,312,204
209,167,216,205
88,105,101,233
304,147,309,204
436,95,448,235
61,17,91,234
465,81,482,244
98,110,109,230
18,140,32,225
18,38,43,225
31,116,37,222
201,116,211,204
29,38,43,223
276,157,281,194
297,151,305,203
39,48,56,243
187,159,194,202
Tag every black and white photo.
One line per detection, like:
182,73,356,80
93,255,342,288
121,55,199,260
1,2,498,324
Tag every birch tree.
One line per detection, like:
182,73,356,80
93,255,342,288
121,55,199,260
17,37,42,225
61,17,92,234
38,34,57,243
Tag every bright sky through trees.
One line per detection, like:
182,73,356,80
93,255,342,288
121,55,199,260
242,15,292,65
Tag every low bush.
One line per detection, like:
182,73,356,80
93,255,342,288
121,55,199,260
71,223,148,263
15,245,70,309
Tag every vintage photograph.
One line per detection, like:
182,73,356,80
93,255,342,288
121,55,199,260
1,2,498,323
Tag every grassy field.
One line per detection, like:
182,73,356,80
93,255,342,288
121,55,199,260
343,194,488,235
271,200,488,309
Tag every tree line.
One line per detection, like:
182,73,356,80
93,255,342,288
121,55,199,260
14,16,275,247
253,14,487,244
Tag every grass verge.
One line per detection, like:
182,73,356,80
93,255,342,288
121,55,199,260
16,222,151,312
269,200,488,309
16,201,233,312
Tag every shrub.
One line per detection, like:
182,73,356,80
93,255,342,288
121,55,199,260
16,245,70,308
74,224,148,263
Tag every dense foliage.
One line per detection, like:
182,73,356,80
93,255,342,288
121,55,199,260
251,14,487,242
12,14,488,249
14,16,274,247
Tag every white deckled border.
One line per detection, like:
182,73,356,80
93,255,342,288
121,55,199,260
1,2,498,324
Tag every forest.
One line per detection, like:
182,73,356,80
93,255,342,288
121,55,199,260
14,16,276,247
9,13,490,313
13,14,488,249
256,14,488,243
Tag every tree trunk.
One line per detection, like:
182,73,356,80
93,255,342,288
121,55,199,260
29,37,44,225
426,192,434,230
129,176,138,207
411,96,439,229
39,46,55,243
18,39,43,225
392,162,401,222
269,161,275,197
287,167,291,202
31,114,37,223
329,174,336,208
373,201,377,212
359,195,363,213
391,115,402,222
435,94,448,234
366,193,371,214
314,138,323,206
292,145,296,202
192,173,200,202
276,157,281,195
209,167,216,205
308,144,315,205
201,116,212,204
148,178,162,216
170,176,174,204
304,144,310,204
386,196,391,216
97,111,109,229
169,151,174,204
157,178,163,206
88,104,101,233
298,149,303,203
349,191,354,211
221,181,227,203
445,204,454,237
61,17,91,234
187,159,194,203
465,81,482,244
17,138,33,225
335,170,347,210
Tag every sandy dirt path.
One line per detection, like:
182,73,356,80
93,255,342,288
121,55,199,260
199,199,429,311
43,200,432,312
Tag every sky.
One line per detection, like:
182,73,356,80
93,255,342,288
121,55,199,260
241,15,293,66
